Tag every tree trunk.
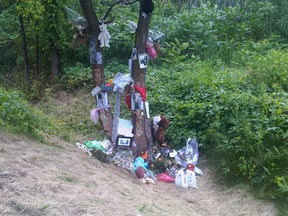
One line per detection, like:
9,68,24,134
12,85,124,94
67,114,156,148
79,0,112,141
18,15,30,82
132,2,152,86
51,46,59,77
36,29,40,75
131,0,154,156
79,0,104,86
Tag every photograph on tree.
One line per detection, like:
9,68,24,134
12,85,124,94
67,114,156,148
138,53,149,69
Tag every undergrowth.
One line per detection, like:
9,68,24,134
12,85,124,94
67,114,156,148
0,87,72,142
37,87,106,141
147,48,288,204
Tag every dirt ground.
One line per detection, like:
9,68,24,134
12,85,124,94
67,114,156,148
0,131,277,216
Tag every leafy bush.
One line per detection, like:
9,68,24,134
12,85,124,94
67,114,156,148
156,1,285,63
147,49,288,200
247,49,288,92
58,62,92,90
0,87,67,141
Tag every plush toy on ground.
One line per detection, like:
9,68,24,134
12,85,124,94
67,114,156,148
133,151,156,184
133,151,149,179
98,23,110,48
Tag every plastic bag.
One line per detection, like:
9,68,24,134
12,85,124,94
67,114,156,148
113,72,134,93
156,172,175,183
83,140,106,152
90,108,99,124
112,149,134,172
64,6,88,31
175,137,199,168
175,169,188,188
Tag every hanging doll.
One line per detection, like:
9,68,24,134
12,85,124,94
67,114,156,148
98,23,110,48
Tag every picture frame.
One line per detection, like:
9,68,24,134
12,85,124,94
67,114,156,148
96,52,103,64
131,92,144,110
138,53,149,69
96,92,109,108
117,137,132,147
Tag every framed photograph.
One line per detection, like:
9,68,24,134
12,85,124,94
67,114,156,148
117,137,132,147
96,92,109,108
138,53,149,69
96,52,103,64
131,93,144,110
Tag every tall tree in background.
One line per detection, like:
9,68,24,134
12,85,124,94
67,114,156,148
41,0,69,78
13,0,69,82
15,0,37,82
18,13,30,82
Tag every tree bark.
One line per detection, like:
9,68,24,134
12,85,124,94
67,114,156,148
132,1,152,86
18,15,30,82
79,0,104,86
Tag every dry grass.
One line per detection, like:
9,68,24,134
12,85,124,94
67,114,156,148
0,131,277,216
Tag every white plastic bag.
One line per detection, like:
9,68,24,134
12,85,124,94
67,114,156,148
175,169,188,189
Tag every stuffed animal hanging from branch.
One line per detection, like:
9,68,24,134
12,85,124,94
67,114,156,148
98,22,110,48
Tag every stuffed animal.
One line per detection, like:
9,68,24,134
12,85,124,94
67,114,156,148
98,23,110,48
133,152,149,179
153,115,170,145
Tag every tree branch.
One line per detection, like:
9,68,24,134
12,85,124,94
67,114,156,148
102,0,138,21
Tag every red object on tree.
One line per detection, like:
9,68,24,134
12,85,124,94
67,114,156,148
134,84,147,101
124,84,147,110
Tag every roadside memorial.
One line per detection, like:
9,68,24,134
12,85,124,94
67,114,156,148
67,1,203,187
76,125,203,188
77,67,204,186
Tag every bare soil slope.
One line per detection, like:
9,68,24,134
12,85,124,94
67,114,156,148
0,132,276,216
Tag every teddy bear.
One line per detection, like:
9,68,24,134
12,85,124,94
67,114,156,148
153,115,170,146
98,23,110,48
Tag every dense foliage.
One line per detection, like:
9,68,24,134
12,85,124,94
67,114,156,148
147,48,288,201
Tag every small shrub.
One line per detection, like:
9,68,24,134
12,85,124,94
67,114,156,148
58,62,92,90
248,49,288,92
0,87,72,141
